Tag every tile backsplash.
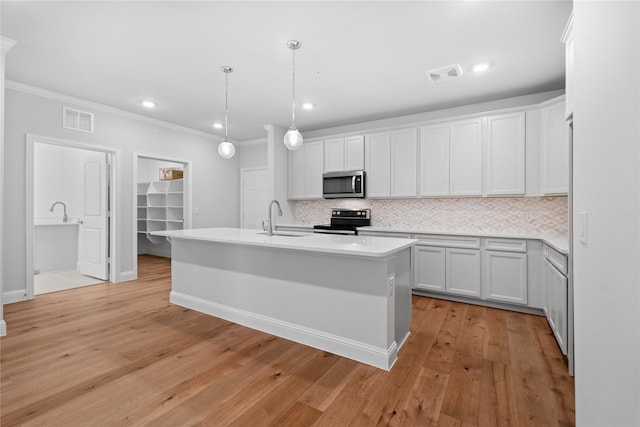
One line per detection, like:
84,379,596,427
295,196,568,237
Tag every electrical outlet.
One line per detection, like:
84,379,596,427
388,276,395,297
579,211,588,246
194,207,200,215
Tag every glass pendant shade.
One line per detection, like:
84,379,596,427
284,125,303,150
218,138,235,159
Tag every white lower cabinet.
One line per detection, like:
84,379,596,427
414,246,446,292
446,248,482,297
543,245,568,355
483,250,528,304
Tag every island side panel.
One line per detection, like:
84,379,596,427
168,238,406,370
394,248,412,350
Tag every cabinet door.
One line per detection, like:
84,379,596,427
562,14,574,119
390,128,418,197
550,263,568,355
414,246,446,293
419,123,450,196
305,141,324,199
483,251,528,304
365,131,391,198
541,103,569,195
485,112,525,195
450,118,482,196
446,248,481,297
288,147,306,199
344,135,365,171
324,137,344,173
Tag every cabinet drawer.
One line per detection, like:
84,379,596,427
546,246,568,275
484,238,527,253
414,234,481,249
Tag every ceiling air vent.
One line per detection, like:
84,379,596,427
426,64,463,83
62,107,94,133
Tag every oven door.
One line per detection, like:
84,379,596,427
312,226,357,236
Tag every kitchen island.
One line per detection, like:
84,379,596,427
152,227,417,370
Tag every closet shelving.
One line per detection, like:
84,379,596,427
137,179,184,243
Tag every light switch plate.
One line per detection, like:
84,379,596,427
579,211,588,246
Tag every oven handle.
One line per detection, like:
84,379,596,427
313,229,357,236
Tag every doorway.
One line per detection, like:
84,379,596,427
25,134,118,298
241,167,269,229
133,153,191,279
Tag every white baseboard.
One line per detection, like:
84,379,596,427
2,289,28,304
170,291,397,371
117,270,136,283
0,319,6,336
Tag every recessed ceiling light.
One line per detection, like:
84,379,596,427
302,102,314,110
471,62,490,73
213,122,224,129
141,100,156,108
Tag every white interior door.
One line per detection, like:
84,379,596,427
242,168,269,229
78,154,109,280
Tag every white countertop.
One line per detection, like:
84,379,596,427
152,227,417,258
358,226,569,254
276,223,568,254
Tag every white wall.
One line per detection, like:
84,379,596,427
237,141,267,170
573,2,640,425
34,143,99,222
3,86,240,296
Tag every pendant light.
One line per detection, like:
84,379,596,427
283,40,303,150
217,66,236,159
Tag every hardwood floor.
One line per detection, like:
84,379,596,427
1,255,575,426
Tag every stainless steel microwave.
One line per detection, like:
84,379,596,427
322,170,365,199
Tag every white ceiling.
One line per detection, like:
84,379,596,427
1,1,572,142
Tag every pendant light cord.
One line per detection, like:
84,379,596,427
291,47,296,127
224,70,229,140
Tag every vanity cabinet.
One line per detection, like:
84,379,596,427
324,135,364,172
288,141,324,200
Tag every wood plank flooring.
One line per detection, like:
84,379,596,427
1,255,575,426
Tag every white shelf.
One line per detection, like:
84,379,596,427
137,179,184,244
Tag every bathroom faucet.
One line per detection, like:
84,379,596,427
49,201,68,223
267,200,282,236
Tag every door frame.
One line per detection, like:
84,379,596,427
25,133,119,299
240,166,268,229
132,153,192,279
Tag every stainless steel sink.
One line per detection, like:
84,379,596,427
256,231,307,237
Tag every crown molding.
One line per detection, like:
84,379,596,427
1,37,18,54
5,80,220,140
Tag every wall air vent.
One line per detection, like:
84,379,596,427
426,64,463,83
62,107,94,133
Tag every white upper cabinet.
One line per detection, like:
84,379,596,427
541,100,569,195
561,12,574,120
365,131,391,198
485,112,526,196
323,135,364,173
390,128,418,197
344,135,365,171
288,141,324,200
323,137,344,173
419,123,450,197
449,118,483,196
288,146,306,199
305,141,324,199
